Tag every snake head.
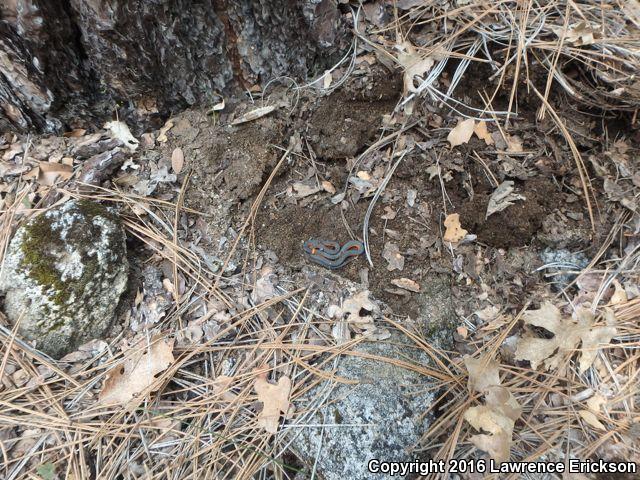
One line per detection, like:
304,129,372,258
302,239,319,255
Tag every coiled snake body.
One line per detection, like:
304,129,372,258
303,238,364,269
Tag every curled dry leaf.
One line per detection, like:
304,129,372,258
578,410,606,430
157,120,174,143
443,213,468,243
254,374,292,434
486,181,526,219
611,280,627,305
447,118,475,147
171,147,184,174
390,278,420,292
397,41,434,95
231,106,276,125
321,180,336,194
211,99,225,112
99,336,175,407
63,128,86,138
104,120,139,151
474,121,494,145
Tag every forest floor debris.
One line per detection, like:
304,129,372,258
1,1,640,479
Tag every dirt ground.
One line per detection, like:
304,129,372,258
160,63,618,331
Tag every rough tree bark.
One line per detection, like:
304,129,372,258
0,0,346,133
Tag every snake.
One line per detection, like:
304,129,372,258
302,238,365,270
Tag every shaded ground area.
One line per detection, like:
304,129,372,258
144,62,608,328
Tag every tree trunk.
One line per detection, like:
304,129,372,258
0,0,345,133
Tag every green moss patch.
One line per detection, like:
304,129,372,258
18,201,123,313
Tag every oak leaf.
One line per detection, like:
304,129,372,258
254,374,292,433
99,336,175,407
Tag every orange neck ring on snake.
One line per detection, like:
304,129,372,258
303,238,364,269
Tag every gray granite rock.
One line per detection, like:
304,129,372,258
289,329,437,480
0,200,128,358
539,248,589,290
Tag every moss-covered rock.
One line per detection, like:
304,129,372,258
0,200,128,358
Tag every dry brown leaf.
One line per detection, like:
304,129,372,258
486,181,526,218
157,120,174,143
611,280,627,305
321,180,336,194
2,142,23,161
390,278,420,292
456,326,468,339
464,386,521,463
63,128,86,138
322,70,333,89
464,355,500,393
463,355,521,464
382,242,405,271
443,213,467,243
586,393,607,412
38,161,73,186
552,21,599,46
171,147,184,174
162,278,175,294
397,41,434,95
99,336,175,407
213,375,236,403
474,121,494,145
515,303,617,372
231,106,276,125
447,118,475,147
343,290,378,326
468,431,512,465
381,206,397,220
578,410,606,430
254,374,292,433
292,181,321,198
505,134,523,153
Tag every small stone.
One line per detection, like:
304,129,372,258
0,200,128,358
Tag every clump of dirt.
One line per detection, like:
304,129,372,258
187,115,287,204
459,177,562,248
305,65,402,159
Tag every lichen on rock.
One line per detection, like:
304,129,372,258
0,200,128,358
290,329,437,480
